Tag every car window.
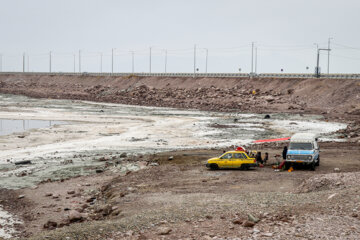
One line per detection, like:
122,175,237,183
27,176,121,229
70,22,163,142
234,153,243,159
241,153,248,159
221,153,233,159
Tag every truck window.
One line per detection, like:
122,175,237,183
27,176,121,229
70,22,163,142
289,142,313,150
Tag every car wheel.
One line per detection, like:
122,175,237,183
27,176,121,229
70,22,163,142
315,156,320,166
210,163,219,170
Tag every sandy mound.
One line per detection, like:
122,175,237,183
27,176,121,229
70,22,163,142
296,171,360,193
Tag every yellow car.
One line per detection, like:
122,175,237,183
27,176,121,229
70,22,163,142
206,151,257,170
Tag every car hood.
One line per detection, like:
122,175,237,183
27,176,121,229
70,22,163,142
207,157,219,162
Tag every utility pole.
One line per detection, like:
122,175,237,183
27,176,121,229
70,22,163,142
131,51,134,73
164,50,167,73
111,48,114,74
149,47,152,73
255,47,258,74
251,42,254,73
79,50,81,73
100,53,103,73
327,37,332,74
23,53,25,72
205,48,208,73
73,54,76,73
193,44,197,78
315,48,331,78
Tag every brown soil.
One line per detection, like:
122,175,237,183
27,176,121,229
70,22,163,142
0,142,358,239
0,74,359,117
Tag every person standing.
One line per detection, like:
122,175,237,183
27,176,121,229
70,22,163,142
282,146,288,160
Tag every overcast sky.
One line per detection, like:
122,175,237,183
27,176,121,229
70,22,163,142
1,0,360,73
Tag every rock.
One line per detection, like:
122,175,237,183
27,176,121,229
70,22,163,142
168,156,174,161
67,190,75,195
43,220,57,229
45,193,53,197
264,114,271,119
232,219,243,225
81,204,89,210
60,159,73,165
14,160,31,165
52,194,60,199
351,213,358,218
68,210,83,222
149,162,159,166
98,157,107,161
111,208,122,216
248,214,259,223
86,197,96,203
138,161,148,169
328,193,338,200
261,232,273,237
120,153,127,158
157,227,172,235
95,169,104,173
334,168,340,172
243,220,255,228
58,218,71,228
18,195,25,199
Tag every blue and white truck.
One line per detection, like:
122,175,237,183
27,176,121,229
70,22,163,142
285,133,320,170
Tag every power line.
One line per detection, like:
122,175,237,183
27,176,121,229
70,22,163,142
332,42,360,51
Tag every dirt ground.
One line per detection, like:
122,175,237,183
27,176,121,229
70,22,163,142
0,74,360,239
0,141,358,239
0,74,359,117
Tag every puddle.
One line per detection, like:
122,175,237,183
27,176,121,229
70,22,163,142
0,119,68,136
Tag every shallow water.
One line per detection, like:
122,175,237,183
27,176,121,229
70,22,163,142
0,119,68,136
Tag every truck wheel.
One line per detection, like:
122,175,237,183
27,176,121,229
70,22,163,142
284,162,290,170
315,156,320,166
210,164,219,170
310,162,316,171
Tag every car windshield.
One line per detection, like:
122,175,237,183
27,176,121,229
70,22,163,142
289,142,313,150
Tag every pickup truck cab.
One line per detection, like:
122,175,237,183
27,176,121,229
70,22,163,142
286,133,320,170
206,150,257,170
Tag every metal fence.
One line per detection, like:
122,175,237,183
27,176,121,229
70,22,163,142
0,72,360,79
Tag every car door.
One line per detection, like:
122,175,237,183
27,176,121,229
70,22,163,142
232,153,243,168
241,152,253,164
219,153,233,168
